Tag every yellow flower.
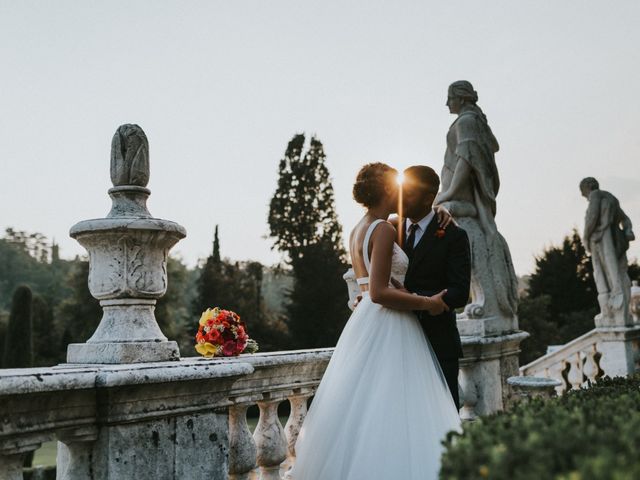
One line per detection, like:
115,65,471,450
199,308,215,326
479,465,490,478
195,342,221,357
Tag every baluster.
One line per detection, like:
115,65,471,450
582,344,602,385
567,352,583,391
458,365,478,421
283,389,312,472
254,395,287,480
0,440,42,480
56,426,97,480
228,403,258,480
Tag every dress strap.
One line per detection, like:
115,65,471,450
363,219,385,275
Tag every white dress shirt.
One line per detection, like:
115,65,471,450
404,210,436,249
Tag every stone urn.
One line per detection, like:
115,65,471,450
66,124,186,364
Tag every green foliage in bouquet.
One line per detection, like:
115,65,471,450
440,375,640,480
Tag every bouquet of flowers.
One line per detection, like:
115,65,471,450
195,307,259,357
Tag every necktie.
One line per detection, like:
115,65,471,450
404,223,419,258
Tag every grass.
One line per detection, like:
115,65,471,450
31,416,289,467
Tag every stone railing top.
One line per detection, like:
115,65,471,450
0,351,333,394
231,348,334,367
0,350,335,396
460,331,529,364
520,328,599,374
0,360,253,395
508,376,562,389
461,331,529,345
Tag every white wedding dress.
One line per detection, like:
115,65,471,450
288,220,461,480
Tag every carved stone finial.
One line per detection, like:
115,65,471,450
110,124,150,187
67,124,186,364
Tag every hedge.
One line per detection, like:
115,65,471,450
440,375,640,480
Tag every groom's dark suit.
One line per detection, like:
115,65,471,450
403,216,470,410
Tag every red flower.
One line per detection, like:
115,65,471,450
205,329,222,344
223,339,238,356
435,228,446,239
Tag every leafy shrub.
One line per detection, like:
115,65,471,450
440,375,640,480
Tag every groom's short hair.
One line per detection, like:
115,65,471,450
404,166,440,195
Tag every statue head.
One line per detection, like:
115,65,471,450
579,177,599,199
110,124,150,188
447,80,478,114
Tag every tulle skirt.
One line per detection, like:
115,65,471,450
288,294,461,480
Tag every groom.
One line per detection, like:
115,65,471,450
401,166,470,409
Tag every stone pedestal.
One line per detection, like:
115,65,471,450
507,376,561,404
596,325,640,376
459,331,528,418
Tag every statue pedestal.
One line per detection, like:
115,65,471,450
67,299,180,364
596,325,640,377
458,330,528,419
457,315,518,337
594,302,634,329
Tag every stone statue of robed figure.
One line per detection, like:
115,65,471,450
435,80,518,333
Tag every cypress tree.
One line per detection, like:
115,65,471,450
2,285,33,368
268,134,349,348
193,226,223,316
31,293,57,366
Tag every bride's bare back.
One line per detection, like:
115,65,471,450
349,216,393,292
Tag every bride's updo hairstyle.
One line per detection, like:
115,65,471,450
353,162,397,208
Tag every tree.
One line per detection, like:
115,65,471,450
268,134,345,261
2,285,33,368
191,227,291,353
527,230,598,315
155,256,195,355
31,293,58,366
192,226,224,318
268,134,350,348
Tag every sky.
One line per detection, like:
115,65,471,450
1,0,639,276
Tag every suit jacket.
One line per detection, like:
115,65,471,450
403,217,470,360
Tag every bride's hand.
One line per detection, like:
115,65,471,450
434,205,455,229
425,289,449,315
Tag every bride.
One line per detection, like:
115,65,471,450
288,163,462,480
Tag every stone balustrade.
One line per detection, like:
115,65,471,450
0,349,332,480
519,326,640,395
520,330,604,394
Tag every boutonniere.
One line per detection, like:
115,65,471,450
435,228,446,239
